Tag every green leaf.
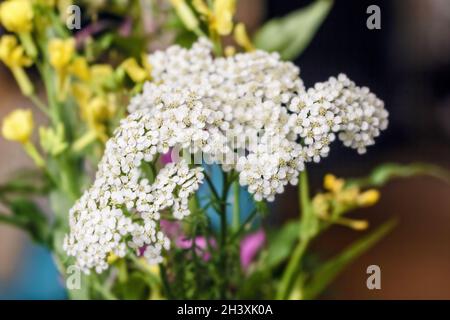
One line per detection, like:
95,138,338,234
302,218,397,299
0,198,51,246
348,163,450,188
265,221,300,269
254,0,333,60
0,170,50,196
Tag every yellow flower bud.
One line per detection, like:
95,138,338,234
49,38,75,70
212,0,235,35
224,45,236,57
336,186,359,204
323,174,344,193
234,23,254,52
336,217,369,231
71,82,91,110
120,57,149,83
2,108,33,144
192,0,211,16
0,35,32,68
107,252,119,264
312,193,330,218
68,56,90,81
170,0,199,31
86,95,116,124
141,53,152,75
0,0,34,33
90,64,114,89
357,189,380,207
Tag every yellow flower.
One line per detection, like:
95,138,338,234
120,57,149,83
0,35,32,68
170,0,199,31
224,45,236,57
141,53,152,76
192,0,210,16
0,36,33,96
357,189,380,207
0,0,34,33
192,0,236,36
312,193,330,218
87,96,116,123
68,56,90,81
336,217,369,231
234,23,254,52
212,0,236,35
2,108,33,143
335,186,359,205
323,174,344,193
90,64,114,90
107,252,119,265
49,38,75,70
71,82,91,109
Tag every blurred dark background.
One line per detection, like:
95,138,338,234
0,0,449,299
267,0,450,299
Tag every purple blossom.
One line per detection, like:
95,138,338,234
240,229,266,271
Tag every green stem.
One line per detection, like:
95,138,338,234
159,264,174,299
218,171,232,298
29,94,50,116
230,208,257,242
23,141,45,168
11,67,34,97
18,32,37,58
232,180,240,231
72,130,98,152
276,169,312,300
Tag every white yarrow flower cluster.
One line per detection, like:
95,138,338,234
65,39,388,272
64,94,206,273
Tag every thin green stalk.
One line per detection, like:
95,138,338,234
232,180,240,232
218,171,232,298
229,208,258,243
92,276,117,300
29,94,50,117
276,169,313,299
159,264,174,299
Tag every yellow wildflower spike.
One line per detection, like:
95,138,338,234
49,38,75,70
120,58,149,83
323,174,344,193
357,189,380,207
170,0,199,31
234,23,255,52
212,0,236,35
0,0,34,33
2,108,33,144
